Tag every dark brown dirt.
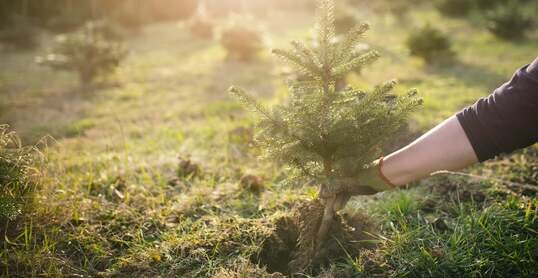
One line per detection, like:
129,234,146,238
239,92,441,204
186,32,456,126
288,200,325,273
255,200,376,276
256,216,298,275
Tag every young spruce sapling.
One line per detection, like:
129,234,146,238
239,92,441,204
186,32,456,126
230,0,422,267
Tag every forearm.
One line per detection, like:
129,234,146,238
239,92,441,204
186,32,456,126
381,57,538,187
382,116,478,186
335,58,538,196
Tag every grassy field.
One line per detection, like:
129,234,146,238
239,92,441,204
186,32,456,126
1,2,537,277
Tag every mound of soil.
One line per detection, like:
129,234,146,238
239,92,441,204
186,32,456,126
255,200,375,276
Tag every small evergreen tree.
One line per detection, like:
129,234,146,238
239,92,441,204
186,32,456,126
230,0,421,267
435,0,473,17
486,1,532,40
220,22,263,62
36,21,127,86
406,24,454,64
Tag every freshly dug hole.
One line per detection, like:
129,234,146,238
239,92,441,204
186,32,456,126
255,200,376,275
256,216,298,274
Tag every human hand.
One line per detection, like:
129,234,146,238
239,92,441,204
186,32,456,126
318,158,395,199
319,177,378,199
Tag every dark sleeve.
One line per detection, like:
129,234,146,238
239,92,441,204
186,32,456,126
456,57,538,162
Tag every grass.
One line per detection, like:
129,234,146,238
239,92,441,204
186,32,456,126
1,2,537,277
376,193,538,277
0,125,43,222
340,173,538,277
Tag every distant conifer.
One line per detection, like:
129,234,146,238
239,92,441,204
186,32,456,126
36,21,126,86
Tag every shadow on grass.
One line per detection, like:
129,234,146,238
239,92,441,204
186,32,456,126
1,25,217,144
0,82,121,144
427,58,508,91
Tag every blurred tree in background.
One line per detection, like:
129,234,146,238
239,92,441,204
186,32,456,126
435,0,474,17
406,24,454,64
220,18,263,62
36,22,127,86
0,0,198,31
486,1,533,40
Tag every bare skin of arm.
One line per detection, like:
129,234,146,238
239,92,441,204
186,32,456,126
382,58,537,186
325,58,537,200
382,115,479,186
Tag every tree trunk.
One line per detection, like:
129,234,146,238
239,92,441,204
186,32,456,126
313,160,341,259
314,196,337,256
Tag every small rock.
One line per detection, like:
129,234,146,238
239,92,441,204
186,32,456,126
177,157,201,177
430,246,444,258
239,174,264,193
